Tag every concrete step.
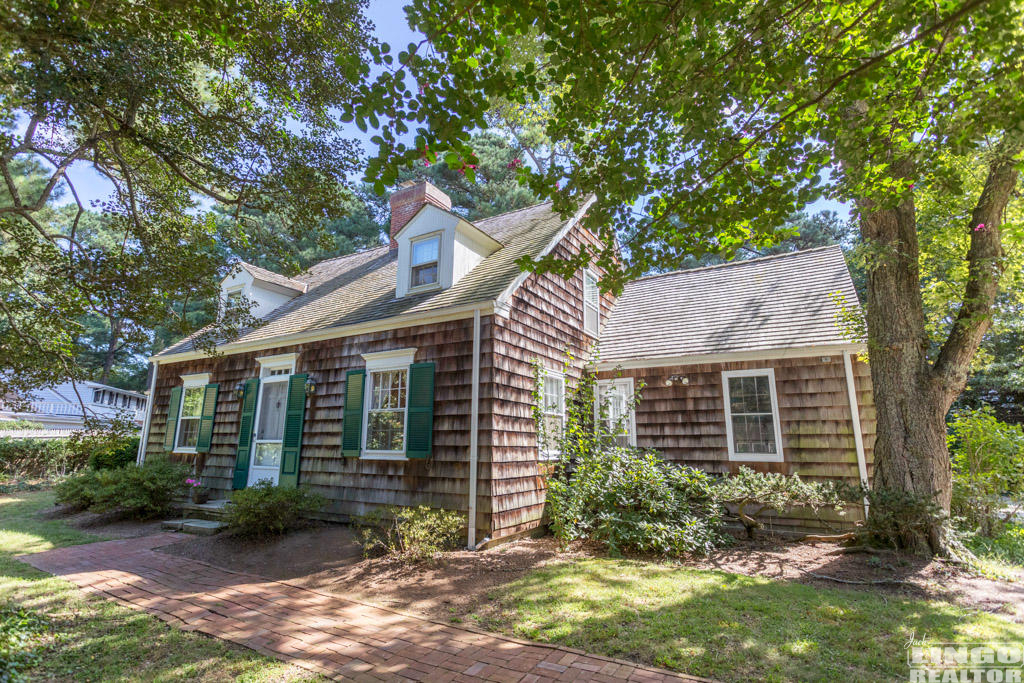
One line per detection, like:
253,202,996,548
174,499,231,522
161,518,227,536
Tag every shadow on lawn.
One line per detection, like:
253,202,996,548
478,559,1024,683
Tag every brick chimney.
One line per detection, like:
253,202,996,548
389,180,452,250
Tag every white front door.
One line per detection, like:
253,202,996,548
248,371,289,486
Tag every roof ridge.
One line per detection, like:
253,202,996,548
629,245,843,284
474,199,554,225
303,242,390,271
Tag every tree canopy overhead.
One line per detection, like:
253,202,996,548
0,0,376,398
354,0,1024,552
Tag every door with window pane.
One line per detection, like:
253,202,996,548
248,373,289,486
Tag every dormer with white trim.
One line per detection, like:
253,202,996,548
389,180,502,299
220,262,308,319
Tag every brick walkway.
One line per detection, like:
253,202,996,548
21,535,708,682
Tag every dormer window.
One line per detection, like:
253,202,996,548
410,234,440,290
225,287,243,310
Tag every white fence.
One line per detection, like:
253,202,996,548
0,429,81,440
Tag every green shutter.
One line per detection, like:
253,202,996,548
232,378,259,490
195,383,219,453
163,386,182,451
341,369,365,457
278,374,307,489
406,362,435,459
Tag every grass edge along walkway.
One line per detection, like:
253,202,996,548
469,557,1024,682
0,490,319,682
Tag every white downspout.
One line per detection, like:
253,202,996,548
136,361,159,465
842,349,870,516
467,308,481,549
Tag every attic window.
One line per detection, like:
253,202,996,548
410,234,440,289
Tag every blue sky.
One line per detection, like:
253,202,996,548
59,1,849,219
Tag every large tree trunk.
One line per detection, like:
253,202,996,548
859,148,1020,554
99,317,122,384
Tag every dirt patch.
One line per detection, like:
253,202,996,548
41,504,165,539
689,536,1024,622
153,524,1022,625
160,522,365,580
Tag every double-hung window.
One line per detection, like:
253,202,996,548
359,348,418,459
595,377,636,447
410,234,440,290
365,368,408,452
175,373,210,452
583,270,600,336
721,368,785,462
540,370,565,459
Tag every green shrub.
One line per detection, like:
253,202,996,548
54,458,189,519
0,431,139,481
534,361,724,556
964,522,1024,577
716,466,847,538
0,419,45,431
88,436,139,471
225,481,326,537
0,439,84,481
355,505,464,563
842,484,946,551
948,407,1024,536
54,468,104,510
548,445,726,556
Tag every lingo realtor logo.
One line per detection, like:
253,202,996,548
907,639,1024,682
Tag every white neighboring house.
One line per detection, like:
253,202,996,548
0,381,147,432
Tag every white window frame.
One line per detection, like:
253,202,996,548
539,369,565,460
173,372,211,454
360,348,417,460
582,269,600,337
223,285,244,317
408,232,442,293
595,377,637,447
721,368,785,463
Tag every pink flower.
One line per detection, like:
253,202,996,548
975,223,986,232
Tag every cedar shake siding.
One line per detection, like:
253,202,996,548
598,354,875,531
147,317,497,537
487,223,616,541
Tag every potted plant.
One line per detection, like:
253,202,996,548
185,477,210,504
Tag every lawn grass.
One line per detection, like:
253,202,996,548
966,523,1024,580
471,558,1024,683
0,490,320,682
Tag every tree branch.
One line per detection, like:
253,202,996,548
932,137,1024,402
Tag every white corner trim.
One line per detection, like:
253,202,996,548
721,367,785,463
136,363,159,465
467,308,481,549
843,349,870,515
596,343,866,371
180,372,211,387
361,347,417,370
493,195,597,318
